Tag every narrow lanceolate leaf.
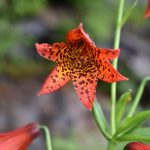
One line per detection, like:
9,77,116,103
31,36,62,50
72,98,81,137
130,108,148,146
92,99,111,140
115,110,150,138
117,133,150,142
98,61,128,83
38,62,71,95
117,128,150,142
134,127,150,137
116,91,132,128
128,77,150,117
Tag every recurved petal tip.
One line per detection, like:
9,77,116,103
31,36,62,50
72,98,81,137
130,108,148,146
81,97,94,111
87,104,92,111
35,43,43,55
37,85,52,96
120,75,129,81
81,99,93,111
35,43,50,53
37,90,45,96
35,43,45,54
113,48,120,59
115,48,120,54
114,72,128,82
35,43,39,48
67,23,95,46
78,22,83,29
78,23,95,46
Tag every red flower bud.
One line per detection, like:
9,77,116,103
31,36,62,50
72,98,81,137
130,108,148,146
124,142,150,150
0,123,40,150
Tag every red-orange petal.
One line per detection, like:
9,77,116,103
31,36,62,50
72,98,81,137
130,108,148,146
71,71,98,110
144,0,150,19
67,23,95,47
0,123,40,150
38,62,71,95
98,60,128,83
94,48,120,61
35,42,66,62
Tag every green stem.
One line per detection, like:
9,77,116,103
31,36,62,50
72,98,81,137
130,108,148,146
39,125,52,150
107,141,116,150
111,0,125,135
128,77,150,117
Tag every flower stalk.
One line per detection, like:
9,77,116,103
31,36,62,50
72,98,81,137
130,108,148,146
39,125,52,150
111,0,125,136
107,141,116,150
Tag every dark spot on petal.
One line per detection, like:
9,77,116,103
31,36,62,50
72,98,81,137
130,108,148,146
81,87,84,90
52,79,56,83
73,79,77,82
54,44,58,47
62,77,66,80
79,80,85,85
103,67,105,71
85,89,89,94
87,78,93,84
46,86,49,89
80,92,84,95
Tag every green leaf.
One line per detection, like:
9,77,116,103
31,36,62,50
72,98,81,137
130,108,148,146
92,99,111,140
116,128,150,142
128,77,150,117
115,110,150,138
135,128,150,136
116,91,132,128
119,0,139,27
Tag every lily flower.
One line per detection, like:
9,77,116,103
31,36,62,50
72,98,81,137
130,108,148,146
0,123,40,150
144,0,150,18
124,142,150,150
36,23,128,110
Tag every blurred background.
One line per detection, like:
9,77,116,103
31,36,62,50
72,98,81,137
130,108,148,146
0,0,150,149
